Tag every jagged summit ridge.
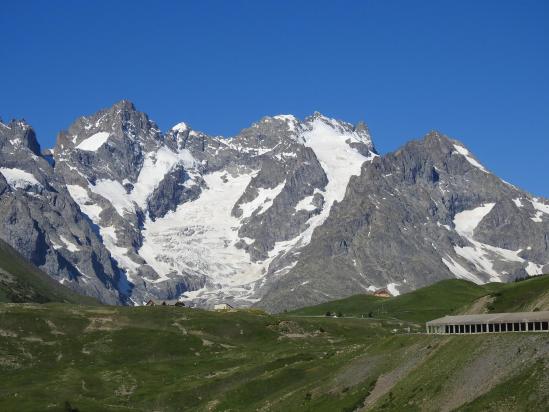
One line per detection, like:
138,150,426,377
0,100,547,311
49,102,379,306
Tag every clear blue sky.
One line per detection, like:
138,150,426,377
1,0,547,196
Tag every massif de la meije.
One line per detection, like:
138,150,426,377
1,100,548,312
1,98,549,410
2,3,549,409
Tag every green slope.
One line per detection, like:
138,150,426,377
0,304,393,411
0,238,98,304
0,301,547,412
288,276,549,323
288,279,496,322
484,275,549,313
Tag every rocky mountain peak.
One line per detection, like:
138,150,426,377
111,99,137,112
0,119,42,156
303,113,375,150
309,111,326,119
420,130,456,149
171,122,190,134
2,101,547,313
55,100,161,153
354,120,369,134
418,131,492,176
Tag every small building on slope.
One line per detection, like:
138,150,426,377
426,311,549,334
373,289,392,298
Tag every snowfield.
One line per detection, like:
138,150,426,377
444,203,545,283
135,115,377,304
0,167,41,189
139,170,267,294
76,132,110,151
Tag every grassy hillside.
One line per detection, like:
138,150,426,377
485,275,549,313
0,238,98,304
0,275,548,410
0,302,547,411
288,276,549,323
0,304,393,411
288,279,495,322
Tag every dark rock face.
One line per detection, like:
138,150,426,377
1,104,547,311
0,120,123,304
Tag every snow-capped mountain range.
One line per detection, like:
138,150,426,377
1,101,548,311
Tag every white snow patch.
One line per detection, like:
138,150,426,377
436,222,452,231
442,256,482,283
131,146,196,208
525,261,544,276
66,185,103,221
532,212,543,223
90,179,135,216
273,261,298,275
139,171,265,286
273,114,297,122
0,167,41,189
386,283,400,296
58,235,80,252
171,122,189,133
274,151,298,160
76,132,110,151
452,203,543,282
512,198,523,208
86,146,197,218
51,240,64,250
100,226,140,275
453,144,488,173
295,194,319,212
454,244,506,282
453,203,495,237
530,198,549,223
266,117,376,255
66,183,140,276
525,262,543,276
238,181,285,219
